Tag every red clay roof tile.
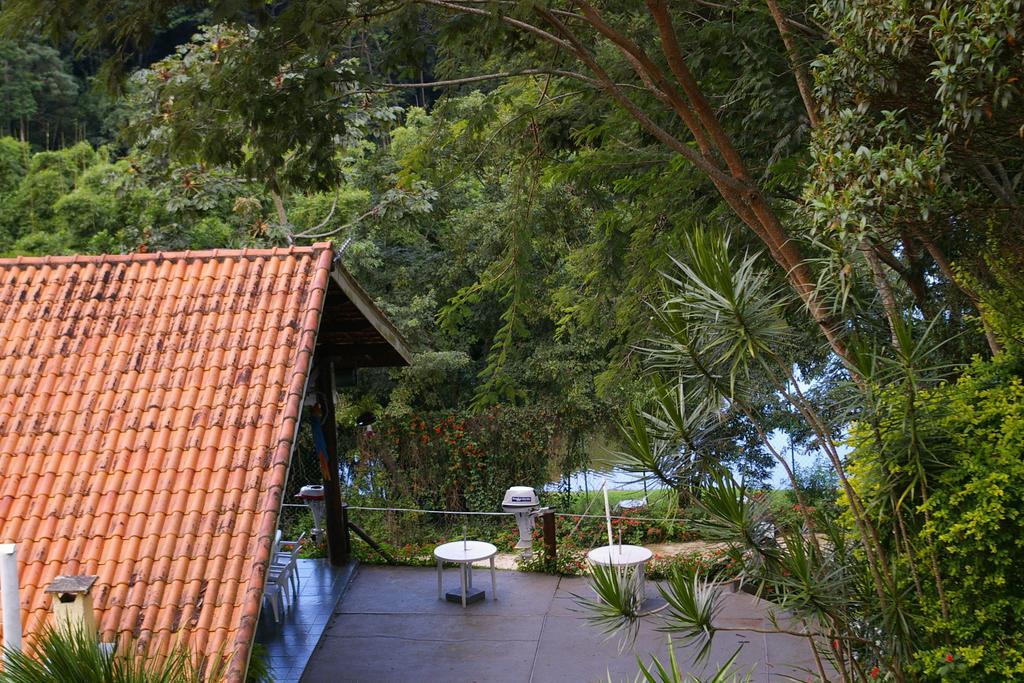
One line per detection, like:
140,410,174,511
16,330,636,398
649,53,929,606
0,243,340,681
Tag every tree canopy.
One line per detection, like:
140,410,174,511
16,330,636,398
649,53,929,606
1,2,1023,677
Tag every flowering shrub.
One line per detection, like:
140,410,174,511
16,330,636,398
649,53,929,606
519,544,736,580
348,407,557,513
554,509,695,549
518,510,701,576
351,538,438,567
518,546,590,575
646,547,739,582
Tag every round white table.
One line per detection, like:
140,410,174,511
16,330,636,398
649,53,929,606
434,541,498,607
587,544,653,603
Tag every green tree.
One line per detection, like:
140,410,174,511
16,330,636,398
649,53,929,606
0,40,78,144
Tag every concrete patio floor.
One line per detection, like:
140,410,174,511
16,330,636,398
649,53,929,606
301,565,822,682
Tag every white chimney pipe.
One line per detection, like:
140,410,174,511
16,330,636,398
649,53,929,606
0,543,22,657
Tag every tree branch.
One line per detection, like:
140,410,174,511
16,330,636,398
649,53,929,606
860,240,900,346
574,1,716,158
916,229,1001,354
645,0,748,181
764,0,819,127
530,6,748,194
416,0,572,51
377,68,599,89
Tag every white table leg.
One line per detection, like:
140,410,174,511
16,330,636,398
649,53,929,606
490,556,496,600
437,559,443,600
461,562,467,608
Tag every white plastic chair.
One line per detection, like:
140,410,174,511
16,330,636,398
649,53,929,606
269,528,282,567
263,529,296,623
263,573,285,622
271,532,305,597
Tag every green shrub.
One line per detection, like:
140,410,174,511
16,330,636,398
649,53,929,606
914,353,1024,679
849,352,1024,679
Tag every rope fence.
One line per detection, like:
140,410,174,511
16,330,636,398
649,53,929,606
286,501,678,524
278,499,692,568
554,512,680,524
343,505,513,517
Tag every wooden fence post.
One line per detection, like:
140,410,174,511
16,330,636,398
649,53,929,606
542,509,557,564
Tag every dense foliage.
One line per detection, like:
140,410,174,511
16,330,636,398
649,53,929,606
848,350,1024,679
0,39,122,148
349,407,570,512
0,0,1022,680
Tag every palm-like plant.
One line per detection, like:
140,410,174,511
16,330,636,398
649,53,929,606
614,375,731,499
0,622,224,683
583,227,941,682
580,468,867,681
633,637,749,683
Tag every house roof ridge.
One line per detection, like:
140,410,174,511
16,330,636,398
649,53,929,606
0,242,335,269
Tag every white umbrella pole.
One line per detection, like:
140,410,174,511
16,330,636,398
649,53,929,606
602,480,614,549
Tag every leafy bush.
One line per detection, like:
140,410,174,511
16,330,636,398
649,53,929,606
848,351,1024,679
768,458,839,531
914,353,1024,679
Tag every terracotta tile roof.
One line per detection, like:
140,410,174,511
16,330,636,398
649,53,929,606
0,243,341,680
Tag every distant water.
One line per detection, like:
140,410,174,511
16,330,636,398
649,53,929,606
546,468,665,492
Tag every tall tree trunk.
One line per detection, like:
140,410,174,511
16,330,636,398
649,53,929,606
271,189,289,230
534,1,854,367
861,241,901,346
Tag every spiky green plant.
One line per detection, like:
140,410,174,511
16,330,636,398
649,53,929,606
0,622,225,683
586,227,938,681
633,638,750,683
573,562,649,651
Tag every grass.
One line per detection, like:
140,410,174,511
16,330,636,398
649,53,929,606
566,487,676,515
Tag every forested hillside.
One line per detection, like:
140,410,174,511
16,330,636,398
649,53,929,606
2,1,1021,480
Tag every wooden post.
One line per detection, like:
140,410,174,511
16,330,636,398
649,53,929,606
316,359,348,566
542,509,557,564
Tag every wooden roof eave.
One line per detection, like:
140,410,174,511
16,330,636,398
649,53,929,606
324,260,413,367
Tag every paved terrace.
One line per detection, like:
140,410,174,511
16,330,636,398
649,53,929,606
301,565,821,682
255,559,355,682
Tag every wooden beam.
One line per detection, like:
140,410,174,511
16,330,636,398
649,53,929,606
318,330,393,344
542,510,557,564
315,359,349,566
